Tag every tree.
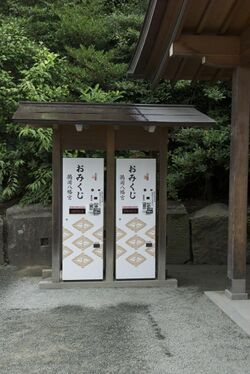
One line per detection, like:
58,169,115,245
0,17,69,204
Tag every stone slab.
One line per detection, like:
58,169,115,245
191,204,229,264
166,201,190,264
191,204,250,264
39,278,178,289
6,204,52,268
205,291,250,336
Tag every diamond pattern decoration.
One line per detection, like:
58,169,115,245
72,253,93,268
93,247,103,258
63,227,74,242
116,228,126,241
93,227,103,241
63,245,73,259
126,235,145,249
145,226,155,240
72,235,93,251
126,217,146,233
116,245,127,259
73,218,94,233
126,252,146,267
146,247,155,257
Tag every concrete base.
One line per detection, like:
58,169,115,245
225,289,248,300
39,278,178,289
205,291,250,337
225,278,248,300
42,268,52,279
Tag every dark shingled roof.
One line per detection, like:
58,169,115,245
13,101,215,128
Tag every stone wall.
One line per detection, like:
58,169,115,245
6,204,52,268
1,202,250,269
190,204,228,264
190,203,250,264
166,201,190,264
1,202,192,268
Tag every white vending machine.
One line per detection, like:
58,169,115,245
62,158,104,281
116,159,156,279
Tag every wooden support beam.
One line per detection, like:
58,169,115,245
157,128,168,281
52,128,62,282
105,127,115,282
202,55,240,69
226,66,250,300
170,35,240,58
240,28,250,66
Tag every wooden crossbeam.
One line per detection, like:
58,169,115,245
170,35,240,57
202,55,240,68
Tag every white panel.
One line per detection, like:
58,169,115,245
116,159,156,279
62,158,104,280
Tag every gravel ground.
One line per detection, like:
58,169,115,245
0,265,250,374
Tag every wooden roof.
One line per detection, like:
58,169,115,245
128,0,250,85
12,101,215,127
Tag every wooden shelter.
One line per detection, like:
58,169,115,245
13,102,214,288
128,0,250,299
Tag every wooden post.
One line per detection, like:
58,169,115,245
52,128,62,282
226,66,250,299
158,127,168,280
105,127,115,281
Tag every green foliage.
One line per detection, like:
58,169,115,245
55,2,111,50
80,84,124,103
67,45,127,86
55,0,145,89
167,123,230,200
0,17,69,205
19,47,69,101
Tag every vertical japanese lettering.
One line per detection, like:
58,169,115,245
129,165,136,200
66,174,73,200
76,164,84,199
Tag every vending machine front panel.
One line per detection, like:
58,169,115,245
62,158,104,281
116,159,156,279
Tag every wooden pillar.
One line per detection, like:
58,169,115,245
105,127,115,282
226,66,250,299
158,127,168,281
52,127,62,282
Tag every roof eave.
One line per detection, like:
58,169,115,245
128,0,188,84
127,0,167,77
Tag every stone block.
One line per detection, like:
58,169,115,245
6,204,52,268
191,204,228,264
42,268,52,279
166,201,190,264
191,203,250,264
0,216,4,264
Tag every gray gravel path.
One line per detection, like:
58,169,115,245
0,265,250,374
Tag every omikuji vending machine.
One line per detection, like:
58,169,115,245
62,158,104,280
116,159,156,279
